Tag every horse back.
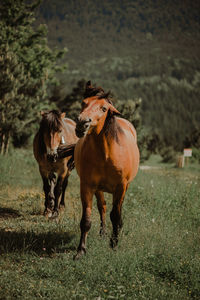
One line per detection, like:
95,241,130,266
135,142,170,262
62,118,77,144
112,117,139,181
116,117,137,143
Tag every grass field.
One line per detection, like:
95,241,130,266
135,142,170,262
0,149,200,299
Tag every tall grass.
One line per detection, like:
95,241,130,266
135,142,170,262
0,150,200,299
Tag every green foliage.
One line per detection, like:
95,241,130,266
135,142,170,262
160,146,177,163
191,148,200,164
116,98,142,129
184,128,200,163
184,128,200,149
50,79,85,120
35,0,200,151
0,0,67,153
0,149,200,299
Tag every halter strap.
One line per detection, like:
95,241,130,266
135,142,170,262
61,136,66,144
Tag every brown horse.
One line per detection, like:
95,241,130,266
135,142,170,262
74,82,140,259
33,110,78,217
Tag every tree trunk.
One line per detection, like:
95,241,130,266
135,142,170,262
0,133,5,155
4,131,10,155
0,131,10,155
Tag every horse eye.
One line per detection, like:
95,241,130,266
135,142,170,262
101,106,107,112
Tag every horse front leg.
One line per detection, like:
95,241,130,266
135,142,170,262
74,185,94,260
39,168,50,216
59,174,69,209
95,191,106,236
48,173,56,212
52,174,66,217
110,183,127,249
42,177,50,215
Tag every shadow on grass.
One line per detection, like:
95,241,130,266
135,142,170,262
0,207,21,219
0,229,76,255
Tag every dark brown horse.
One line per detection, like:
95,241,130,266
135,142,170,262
74,82,140,259
33,110,78,217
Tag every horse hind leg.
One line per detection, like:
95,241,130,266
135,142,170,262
110,184,127,249
95,191,106,236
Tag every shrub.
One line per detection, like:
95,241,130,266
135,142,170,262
160,146,177,163
191,148,200,163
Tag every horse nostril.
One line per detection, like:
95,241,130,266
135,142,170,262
77,116,91,125
47,152,58,163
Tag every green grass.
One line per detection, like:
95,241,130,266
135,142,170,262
0,150,200,299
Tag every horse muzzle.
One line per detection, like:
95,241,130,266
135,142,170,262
75,118,91,138
47,151,58,163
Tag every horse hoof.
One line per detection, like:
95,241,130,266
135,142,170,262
49,210,59,219
99,228,106,238
73,249,86,261
59,204,65,210
110,237,118,249
43,209,53,218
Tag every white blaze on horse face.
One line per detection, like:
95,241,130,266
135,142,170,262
46,132,60,154
46,146,54,155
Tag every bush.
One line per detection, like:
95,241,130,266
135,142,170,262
160,146,177,163
191,148,200,163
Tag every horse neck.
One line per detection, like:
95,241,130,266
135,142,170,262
38,129,46,156
89,126,112,159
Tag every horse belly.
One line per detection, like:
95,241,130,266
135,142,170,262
108,134,139,183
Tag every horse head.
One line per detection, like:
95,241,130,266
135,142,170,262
40,110,66,162
76,86,120,138
76,97,120,138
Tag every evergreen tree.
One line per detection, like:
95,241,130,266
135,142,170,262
50,79,86,120
0,0,66,154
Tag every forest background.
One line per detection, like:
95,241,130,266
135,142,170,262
0,0,200,162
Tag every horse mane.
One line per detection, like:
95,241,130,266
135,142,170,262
103,111,123,144
84,81,113,104
38,110,63,155
40,110,63,132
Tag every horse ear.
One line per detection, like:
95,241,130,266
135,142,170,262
61,112,66,119
86,80,91,87
109,104,121,116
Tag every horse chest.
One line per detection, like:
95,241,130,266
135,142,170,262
40,158,67,175
81,157,123,193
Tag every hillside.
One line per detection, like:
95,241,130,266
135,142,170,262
35,0,200,149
